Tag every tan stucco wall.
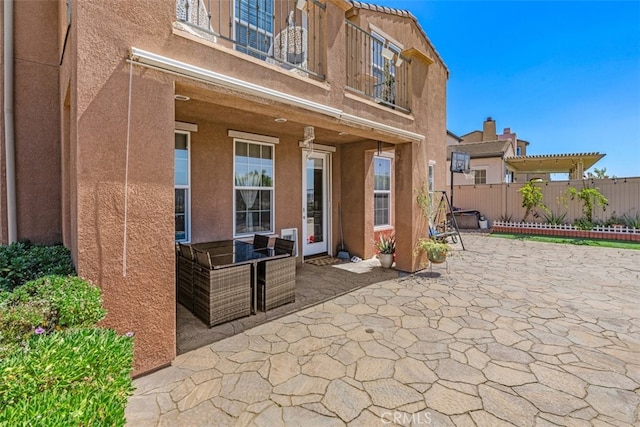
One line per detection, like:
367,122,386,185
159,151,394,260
347,7,448,271
72,1,177,375
9,0,61,244
340,141,373,259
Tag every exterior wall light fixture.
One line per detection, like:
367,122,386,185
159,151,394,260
381,46,394,60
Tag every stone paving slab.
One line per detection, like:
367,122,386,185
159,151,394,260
127,234,640,426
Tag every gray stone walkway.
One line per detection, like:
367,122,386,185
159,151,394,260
126,234,640,426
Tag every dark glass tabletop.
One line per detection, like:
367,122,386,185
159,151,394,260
192,240,289,269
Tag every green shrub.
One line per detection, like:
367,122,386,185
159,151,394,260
0,328,134,426
565,186,608,223
0,243,75,292
0,299,52,358
573,218,594,230
8,276,105,327
517,181,549,222
0,276,105,359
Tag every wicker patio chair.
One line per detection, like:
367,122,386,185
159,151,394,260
192,262,252,327
253,234,270,249
256,256,296,312
193,248,212,269
257,237,296,311
274,237,295,255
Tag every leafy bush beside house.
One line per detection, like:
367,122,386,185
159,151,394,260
0,275,106,358
8,275,106,328
0,242,75,292
0,273,134,426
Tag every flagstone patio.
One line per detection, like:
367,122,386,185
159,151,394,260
127,234,640,426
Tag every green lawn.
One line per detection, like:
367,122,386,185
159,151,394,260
489,233,640,250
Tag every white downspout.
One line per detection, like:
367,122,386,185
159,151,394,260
4,0,17,242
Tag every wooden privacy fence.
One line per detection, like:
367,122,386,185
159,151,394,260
448,177,640,224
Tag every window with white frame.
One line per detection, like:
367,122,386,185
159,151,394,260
374,156,391,227
234,0,274,59
175,131,190,242
474,169,487,185
371,32,399,104
234,140,274,236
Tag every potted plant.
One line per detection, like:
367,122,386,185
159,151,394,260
416,238,450,264
374,234,395,268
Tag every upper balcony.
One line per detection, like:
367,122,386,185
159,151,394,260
176,0,326,79
345,20,411,113
175,1,412,114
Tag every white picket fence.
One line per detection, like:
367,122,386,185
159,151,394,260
492,221,640,235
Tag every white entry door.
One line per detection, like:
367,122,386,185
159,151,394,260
302,151,329,256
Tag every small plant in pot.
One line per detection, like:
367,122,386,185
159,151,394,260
416,238,450,264
374,234,395,268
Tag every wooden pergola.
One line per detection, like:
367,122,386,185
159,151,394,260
504,152,605,179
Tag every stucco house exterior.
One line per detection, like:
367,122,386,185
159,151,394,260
1,0,448,375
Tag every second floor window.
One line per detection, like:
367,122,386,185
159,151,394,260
235,0,274,59
374,156,391,227
371,32,399,105
474,169,487,185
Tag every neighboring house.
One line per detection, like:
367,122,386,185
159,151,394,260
447,117,605,185
447,117,517,185
1,0,448,375
446,130,463,146
447,140,515,185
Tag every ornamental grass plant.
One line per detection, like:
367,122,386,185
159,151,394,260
374,234,396,254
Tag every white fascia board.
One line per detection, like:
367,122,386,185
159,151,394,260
298,141,336,152
340,112,423,142
229,130,279,144
175,121,198,132
130,48,341,118
129,47,424,143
